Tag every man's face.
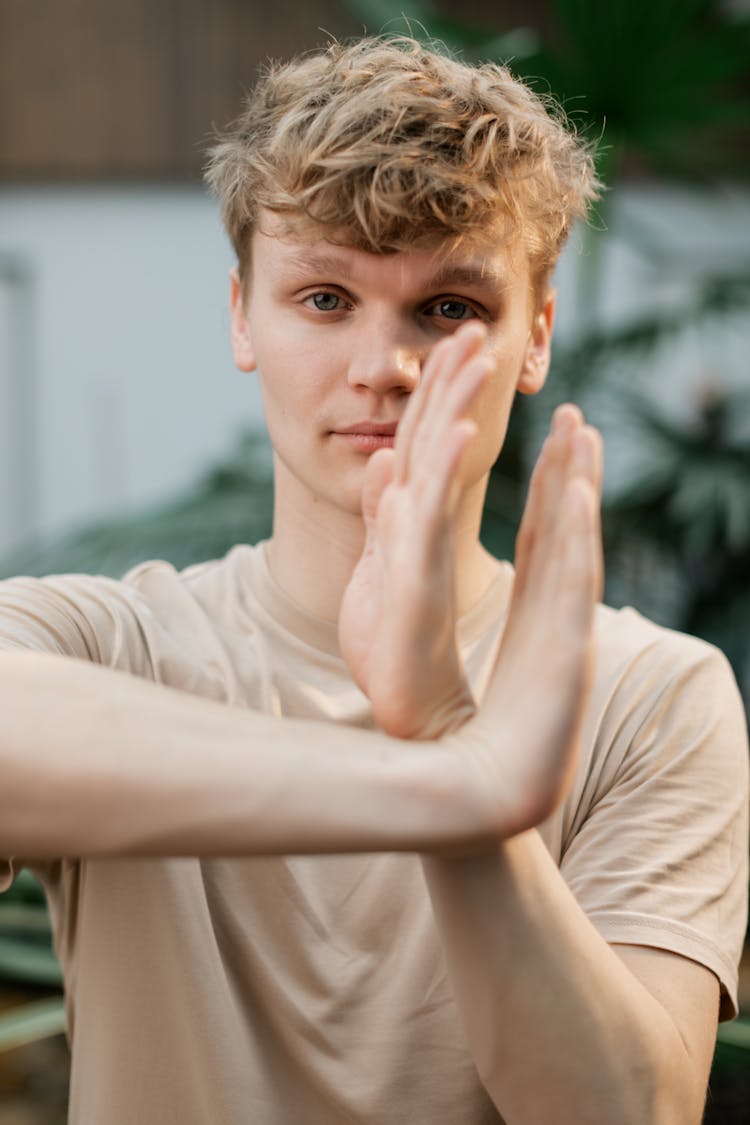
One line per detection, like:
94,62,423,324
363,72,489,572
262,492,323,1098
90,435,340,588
230,214,554,518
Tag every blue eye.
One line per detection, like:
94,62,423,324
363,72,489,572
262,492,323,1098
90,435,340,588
433,300,477,321
311,292,341,311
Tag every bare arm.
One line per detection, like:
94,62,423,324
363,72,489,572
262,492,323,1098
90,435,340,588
338,321,727,1123
0,651,480,859
423,832,719,1125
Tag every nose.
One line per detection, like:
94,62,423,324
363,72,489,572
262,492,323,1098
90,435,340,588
346,317,422,396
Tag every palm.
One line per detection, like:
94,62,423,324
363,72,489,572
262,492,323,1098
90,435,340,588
339,323,491,738
464,406,604,833
339,321,604,835
339,449,464,738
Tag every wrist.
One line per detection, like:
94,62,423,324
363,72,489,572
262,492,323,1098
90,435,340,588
376,679,477,742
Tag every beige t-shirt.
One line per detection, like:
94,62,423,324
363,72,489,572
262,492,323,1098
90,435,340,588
0,543,747,1125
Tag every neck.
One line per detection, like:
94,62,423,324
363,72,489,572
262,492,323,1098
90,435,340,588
266,462,503,623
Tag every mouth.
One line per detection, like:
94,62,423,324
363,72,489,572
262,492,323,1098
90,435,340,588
332,421,398,451
335,421,398,436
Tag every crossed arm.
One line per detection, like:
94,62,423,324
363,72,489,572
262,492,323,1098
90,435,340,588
338,321,720,1124
0,326,724,1121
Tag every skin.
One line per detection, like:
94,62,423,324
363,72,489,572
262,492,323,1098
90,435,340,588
230,213,720,1123
230,216,553,622
0,212,721,1122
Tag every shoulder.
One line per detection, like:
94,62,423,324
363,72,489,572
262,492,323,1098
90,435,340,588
559,604,748,1020
0,544,264,685
572,604,748,883
589,603,744,751
593,601,728,681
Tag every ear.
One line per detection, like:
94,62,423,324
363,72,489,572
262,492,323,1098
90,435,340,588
517,290,556,396
229,267,256,372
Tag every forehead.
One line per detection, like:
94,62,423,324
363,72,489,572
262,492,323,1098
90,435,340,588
252,214,530,296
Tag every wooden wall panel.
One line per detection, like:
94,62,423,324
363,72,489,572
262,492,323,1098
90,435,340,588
0,0,360,179
0,0,552,181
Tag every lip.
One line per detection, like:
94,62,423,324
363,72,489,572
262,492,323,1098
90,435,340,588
334,421,398,436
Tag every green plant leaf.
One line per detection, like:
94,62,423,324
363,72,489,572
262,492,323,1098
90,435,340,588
0,937,62,987
716,1018,750,1051
0,997,66,1053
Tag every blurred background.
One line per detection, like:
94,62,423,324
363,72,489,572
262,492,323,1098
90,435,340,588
0,0,749,1121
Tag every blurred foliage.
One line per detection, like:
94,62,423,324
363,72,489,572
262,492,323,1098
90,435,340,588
0,431,274,581
705,1033,750,1123
343,0,750,184
603,385,750,673
0,871,61,994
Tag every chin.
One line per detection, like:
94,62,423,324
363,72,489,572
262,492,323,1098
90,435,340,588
299,472,365,519
329,486,366,519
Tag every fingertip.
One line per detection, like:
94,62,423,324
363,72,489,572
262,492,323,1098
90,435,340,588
452,320,488,357
459,319,487,340
363,445,396,500
552,403,584,435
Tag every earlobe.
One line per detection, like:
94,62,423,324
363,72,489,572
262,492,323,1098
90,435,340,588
517,350,549,395
517,291,555,396
229,267,257,373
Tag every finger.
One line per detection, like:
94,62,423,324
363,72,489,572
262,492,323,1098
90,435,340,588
408,327,489,483
514,405,577,592
528,405,585,588
395,322,486,485
513,403,590,607
570,424,603,499
564,425,603,591
395,324,483,486
410,350,492,491
419,418,479,528
360,447,396,532
392,333,454,485
556,477,600,632
570,430,604,600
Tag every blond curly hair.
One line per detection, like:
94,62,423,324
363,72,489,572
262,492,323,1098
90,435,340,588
205,36,599,299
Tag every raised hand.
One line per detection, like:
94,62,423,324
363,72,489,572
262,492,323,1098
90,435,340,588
459,404,604,837
338,321,493,739
339,312,603,839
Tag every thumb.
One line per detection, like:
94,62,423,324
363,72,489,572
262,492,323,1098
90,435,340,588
361,448,395,532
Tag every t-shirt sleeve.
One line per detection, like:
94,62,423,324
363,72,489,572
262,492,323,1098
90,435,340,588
0,572,159,890
0,572,158,667
560,634,749,1020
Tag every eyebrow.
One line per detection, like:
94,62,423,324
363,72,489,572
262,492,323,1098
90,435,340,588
279,251,358,280
429,264,510,292
279,250,510,294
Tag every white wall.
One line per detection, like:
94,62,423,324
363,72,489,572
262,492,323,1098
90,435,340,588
0,183,748,558
0,186,265,557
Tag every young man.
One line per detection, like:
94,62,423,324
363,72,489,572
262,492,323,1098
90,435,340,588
0,36,747,1125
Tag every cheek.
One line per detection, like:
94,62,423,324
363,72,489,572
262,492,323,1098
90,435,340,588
253,338,334,441
253,314,334,393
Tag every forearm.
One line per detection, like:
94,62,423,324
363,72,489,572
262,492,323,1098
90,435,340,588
422,831,704,1125
0,652,481,859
